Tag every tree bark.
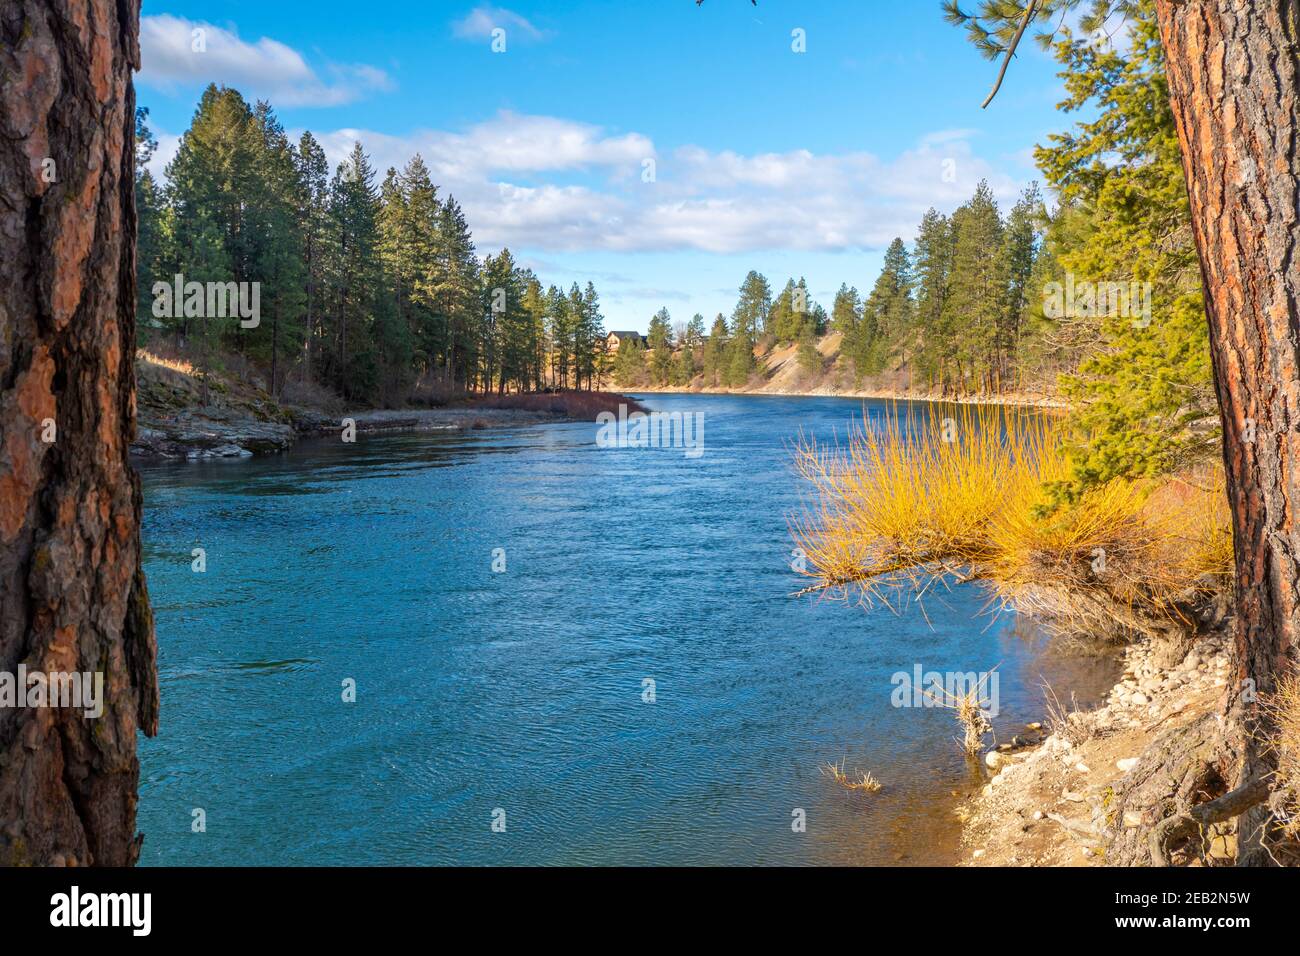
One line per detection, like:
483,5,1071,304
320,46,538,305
0,0,157,866
1153,0,1300,863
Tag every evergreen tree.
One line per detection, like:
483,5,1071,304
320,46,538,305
831,284,861,335
912,208,955,386
943,181,1007,392
647,307,674,385
685,313,706,349
702,315,729,387
431,196,479,389
293,132,331,384
999,183,1043,384
326,142,385,399
243,102,305,395
853,238,913,377
134,109,168,334
1034,12,1212,499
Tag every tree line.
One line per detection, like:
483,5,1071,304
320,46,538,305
136,85,609,405
620,9,1211,512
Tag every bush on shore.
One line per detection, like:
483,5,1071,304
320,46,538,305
791,402,1231,644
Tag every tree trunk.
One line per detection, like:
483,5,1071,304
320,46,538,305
1154,0,1300,864
0,0,158,866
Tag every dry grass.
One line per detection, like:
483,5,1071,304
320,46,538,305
1263,674,1300,838
821,760,882,793
1041,679,1100,747
791,403,1232,640
137,347,196,377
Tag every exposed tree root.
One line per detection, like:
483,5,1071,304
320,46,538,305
1102,708,1292,866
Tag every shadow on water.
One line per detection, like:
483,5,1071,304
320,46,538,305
135,394,1120,866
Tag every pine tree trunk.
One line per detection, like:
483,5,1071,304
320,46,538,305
0,0,158,867
1154,0,1300,863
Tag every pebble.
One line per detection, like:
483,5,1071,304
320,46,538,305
1116,757,1139,772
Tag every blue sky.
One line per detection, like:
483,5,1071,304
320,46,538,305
138,1,1077,333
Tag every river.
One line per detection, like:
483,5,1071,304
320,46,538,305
135,393,1116,865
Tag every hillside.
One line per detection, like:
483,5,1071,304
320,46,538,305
622,331,1063,407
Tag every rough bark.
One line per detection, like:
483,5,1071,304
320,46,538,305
0,0,157,866
1152,0,1300,864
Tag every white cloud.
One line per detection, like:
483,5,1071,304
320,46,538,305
452,5,549,43
215,111,1027,256
139,14,393,107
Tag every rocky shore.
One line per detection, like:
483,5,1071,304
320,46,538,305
960,629,1233,866
130,352,628,460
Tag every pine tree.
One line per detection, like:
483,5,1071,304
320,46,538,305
648,307,674,385
943,181,1007,392
326,142,385,399
999,183,1043,385
243,101,305,396
1033,12,1212,499
853,238,913,377
134,108,168,335
576,282,605,390
702,315,729,387
293,132,331,384
831,284,861,335
431,196,479,390
912,208,954,387
685,313,706,349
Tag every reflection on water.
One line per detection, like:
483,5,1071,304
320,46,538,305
136,393,1118,866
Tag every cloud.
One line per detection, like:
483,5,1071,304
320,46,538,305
139,14,393,107
276,112,1028,256
452,6,550,43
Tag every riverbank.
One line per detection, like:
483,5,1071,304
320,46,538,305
637,384,1066,409
960,626,1233,866
132,350,641,459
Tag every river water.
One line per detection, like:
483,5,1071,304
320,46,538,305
135,393,1116,865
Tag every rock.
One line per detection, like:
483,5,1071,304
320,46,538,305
1074,762,1091,773
1116,757,1139,772
985,751,1004,770
972,849,985,859
1032,810,1044,820
1123,811,1144,828
1026,722,1043,731
1130,692,1150,706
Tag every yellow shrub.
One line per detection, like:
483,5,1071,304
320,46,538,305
792,402,1232,636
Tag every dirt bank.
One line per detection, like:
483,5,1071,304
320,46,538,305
960,629,1232,866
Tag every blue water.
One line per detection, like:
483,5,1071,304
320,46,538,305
135,393,1115,866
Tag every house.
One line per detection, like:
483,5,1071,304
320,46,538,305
606,331,646,351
